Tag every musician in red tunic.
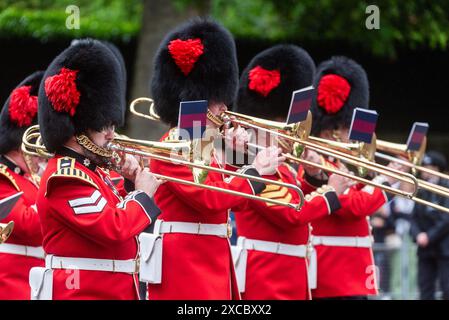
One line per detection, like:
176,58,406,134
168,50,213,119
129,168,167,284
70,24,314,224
303,56,404,299
0,71,46,299
146,18,284,300
228,45,350,300
30,39,162,300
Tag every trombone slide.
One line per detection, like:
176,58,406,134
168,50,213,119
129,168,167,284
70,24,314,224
107,142,305,211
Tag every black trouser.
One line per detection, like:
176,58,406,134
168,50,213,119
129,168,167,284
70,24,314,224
418,256,449,300
374,250,391,293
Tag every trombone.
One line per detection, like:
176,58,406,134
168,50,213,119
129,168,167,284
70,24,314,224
22,125,305,211
130,97,161,121
22,125,53,159
374,138,449,199
0,222,14,244
308,135,449,199
221,110,420,192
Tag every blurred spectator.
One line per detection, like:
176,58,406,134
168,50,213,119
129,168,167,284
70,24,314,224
410,151,449,300
229,212,238,245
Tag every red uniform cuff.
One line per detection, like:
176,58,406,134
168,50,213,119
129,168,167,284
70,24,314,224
124,190,161,224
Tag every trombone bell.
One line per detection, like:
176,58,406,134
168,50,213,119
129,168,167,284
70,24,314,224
376,137,427,174
107,138,305,211
308,135,377,177
112,136,192,161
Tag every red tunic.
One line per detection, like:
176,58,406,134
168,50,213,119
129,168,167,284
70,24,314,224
233,163,341,300
298,163,390,298
37,152,158,300
147,131,265,300
0,159,43,300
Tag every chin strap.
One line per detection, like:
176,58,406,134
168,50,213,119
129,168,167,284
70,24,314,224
23,153,41,187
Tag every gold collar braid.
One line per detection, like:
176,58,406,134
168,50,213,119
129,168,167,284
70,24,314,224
207,110,224,127
76,134,114,158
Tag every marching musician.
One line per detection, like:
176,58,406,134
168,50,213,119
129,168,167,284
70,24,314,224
228,45,350,300
0,71,46,299
303,56,406,299
30,39,162,300
146,18,284,300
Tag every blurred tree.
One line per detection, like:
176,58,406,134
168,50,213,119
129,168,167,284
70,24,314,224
180,0,449,58
0,0,142,42
128,0,203,140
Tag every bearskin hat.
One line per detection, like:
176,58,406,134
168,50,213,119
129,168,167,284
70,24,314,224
0,71,44,154
235,44,315,120
311,56,369,135
71,39,127,118
151,17,239,127
38,38,125,152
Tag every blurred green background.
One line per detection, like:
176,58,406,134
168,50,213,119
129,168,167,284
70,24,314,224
1,0,448,57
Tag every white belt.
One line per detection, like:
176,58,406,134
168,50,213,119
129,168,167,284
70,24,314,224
233,237,317,291
153,220,232,238
45,255,138,274
311,235,373,248
0,243,45,259
238,237,309,258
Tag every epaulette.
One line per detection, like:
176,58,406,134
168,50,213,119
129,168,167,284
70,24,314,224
260,179,292,207
46,157,98,195
0,164,20,191
304,185,335,202
163,128,180,142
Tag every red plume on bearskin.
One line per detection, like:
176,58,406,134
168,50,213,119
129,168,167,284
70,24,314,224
168,38,204,76
8,85,38,127
317,74,351,114
44,67,80,116
248,66,281,97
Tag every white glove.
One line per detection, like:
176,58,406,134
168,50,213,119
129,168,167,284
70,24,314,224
251,146,285,176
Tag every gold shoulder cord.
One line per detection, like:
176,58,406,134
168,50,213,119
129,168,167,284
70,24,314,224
206,110,224,127
45,157,99,196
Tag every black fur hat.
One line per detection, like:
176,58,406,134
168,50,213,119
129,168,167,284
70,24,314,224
151,17,239,127
38,39,125,152
71,39,127,117
235,44,315,120
311,56,369,135
0,71,44,154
